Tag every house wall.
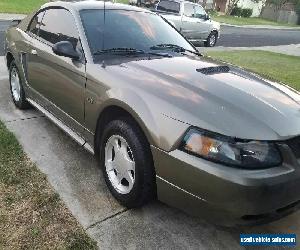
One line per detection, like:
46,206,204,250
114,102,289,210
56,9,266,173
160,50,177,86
237,0,265,17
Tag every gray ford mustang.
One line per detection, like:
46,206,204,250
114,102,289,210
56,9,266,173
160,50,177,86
5,1,300,225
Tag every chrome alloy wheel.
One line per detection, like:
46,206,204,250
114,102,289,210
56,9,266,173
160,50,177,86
105,135,135,194
10,66,21,102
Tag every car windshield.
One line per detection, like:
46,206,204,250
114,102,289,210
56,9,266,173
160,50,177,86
80,9,195,57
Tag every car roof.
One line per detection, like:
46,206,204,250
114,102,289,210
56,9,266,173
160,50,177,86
41,0,152,12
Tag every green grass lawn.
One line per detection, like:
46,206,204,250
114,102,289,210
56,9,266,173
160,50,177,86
206,50,300,91
212,15,300,27
0,121,97,249
0,0,47,14
0,0,130,13
115,0,130,4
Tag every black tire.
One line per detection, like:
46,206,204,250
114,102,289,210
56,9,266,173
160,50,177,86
99,117,156,208
204,31,218,47
9,60,30,109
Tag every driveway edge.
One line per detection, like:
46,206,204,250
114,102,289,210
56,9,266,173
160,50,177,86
220,23,300,30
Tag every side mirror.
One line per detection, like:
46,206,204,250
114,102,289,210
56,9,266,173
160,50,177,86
52,41,80,60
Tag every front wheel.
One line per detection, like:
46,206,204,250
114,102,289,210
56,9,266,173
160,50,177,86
204,31,218,47
99,117,156,208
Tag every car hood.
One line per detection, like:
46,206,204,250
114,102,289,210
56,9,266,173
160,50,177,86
103,55,300,141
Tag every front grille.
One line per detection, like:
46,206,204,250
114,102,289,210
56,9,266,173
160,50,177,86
286,136,300,159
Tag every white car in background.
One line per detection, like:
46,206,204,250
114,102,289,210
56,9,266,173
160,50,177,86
155,0,220,46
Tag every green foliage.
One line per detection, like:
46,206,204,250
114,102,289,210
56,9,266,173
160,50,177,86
231,6,243,16
206,51,300,91
241,8,253,17
213,15,300,26
207,9,218,16
295,1,300,14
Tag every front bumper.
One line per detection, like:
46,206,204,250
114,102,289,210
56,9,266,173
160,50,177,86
151,143,300,226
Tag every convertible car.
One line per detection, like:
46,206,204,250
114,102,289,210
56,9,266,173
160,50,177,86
5,1,300,225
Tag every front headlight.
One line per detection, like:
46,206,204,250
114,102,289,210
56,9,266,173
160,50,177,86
180,128,282,169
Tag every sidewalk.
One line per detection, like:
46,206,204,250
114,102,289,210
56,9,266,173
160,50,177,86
0,13,26,21
200,44,300,57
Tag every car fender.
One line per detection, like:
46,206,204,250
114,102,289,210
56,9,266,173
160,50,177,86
85,84,189,151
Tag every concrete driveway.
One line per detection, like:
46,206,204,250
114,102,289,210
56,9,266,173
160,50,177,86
1,56,300,249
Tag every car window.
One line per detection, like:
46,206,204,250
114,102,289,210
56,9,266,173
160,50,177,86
39,8,79,48
80,9,195,56
157,0,180,14
184,3,195,17
184,3,207,18
28,11,45,36
194,5,207,19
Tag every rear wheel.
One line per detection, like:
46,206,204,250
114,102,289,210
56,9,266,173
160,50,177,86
204,31,218,47
99,117,156,208
9,60,30,109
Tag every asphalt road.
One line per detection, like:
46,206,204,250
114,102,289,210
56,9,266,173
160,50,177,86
1,20,300,56
218,26,300,47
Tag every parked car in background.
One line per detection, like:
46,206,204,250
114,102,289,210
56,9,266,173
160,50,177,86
155,0,220,46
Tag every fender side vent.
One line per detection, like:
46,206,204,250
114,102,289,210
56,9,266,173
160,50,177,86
196,66,230,75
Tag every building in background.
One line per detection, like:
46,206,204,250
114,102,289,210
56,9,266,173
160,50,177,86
212,0,264,16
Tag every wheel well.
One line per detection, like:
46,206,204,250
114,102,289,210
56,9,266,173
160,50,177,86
211,30,218,36
94,106,151,156
6,52,14,69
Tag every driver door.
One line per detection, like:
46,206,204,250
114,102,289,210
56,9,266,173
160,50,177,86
181,3,210,40
26,8,86,138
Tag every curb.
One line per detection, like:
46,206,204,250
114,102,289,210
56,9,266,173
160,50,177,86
200,44,300,57
220,22,300,30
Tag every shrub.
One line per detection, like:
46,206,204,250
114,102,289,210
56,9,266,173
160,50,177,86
230,6,242,16
207,9,218,16
241,8,253,18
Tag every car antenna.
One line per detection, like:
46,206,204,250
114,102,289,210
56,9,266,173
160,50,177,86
102,0,107,68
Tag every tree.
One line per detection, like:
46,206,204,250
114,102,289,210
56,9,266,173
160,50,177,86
226,0,240,15
226,0,263,15
266,0,289,9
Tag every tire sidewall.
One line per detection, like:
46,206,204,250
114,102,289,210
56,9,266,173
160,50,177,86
9,61,27,109
99,119,152,207
206,32,217,47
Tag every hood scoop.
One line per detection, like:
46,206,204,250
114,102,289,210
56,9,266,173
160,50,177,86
196,66,230,75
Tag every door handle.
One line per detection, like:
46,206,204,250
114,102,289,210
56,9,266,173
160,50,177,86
31,49,38,55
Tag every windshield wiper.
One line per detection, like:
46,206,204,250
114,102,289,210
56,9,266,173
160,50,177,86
150,44,202,57
93,47,146,55
93,47,173,58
